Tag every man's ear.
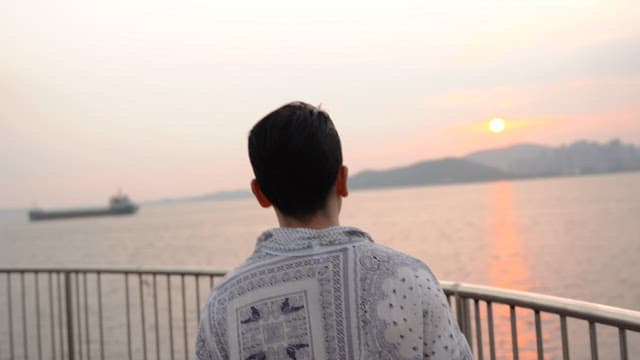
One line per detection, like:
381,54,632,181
251,179,272,208
336,165,349,197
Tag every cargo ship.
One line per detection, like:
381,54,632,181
28,192,138,221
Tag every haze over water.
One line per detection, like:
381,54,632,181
2,173,639,308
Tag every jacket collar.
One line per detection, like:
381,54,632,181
254,226,373,255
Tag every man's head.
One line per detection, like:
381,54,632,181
248,102,346,222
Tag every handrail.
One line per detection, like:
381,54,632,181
0,266,228,277
2,267,638,330
440,281,640,332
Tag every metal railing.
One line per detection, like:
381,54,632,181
0,268,226,360
441,281,640,360
1,268,639,360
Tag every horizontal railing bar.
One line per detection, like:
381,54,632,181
0,267,228,277
442,281,640,332
3,267,640,338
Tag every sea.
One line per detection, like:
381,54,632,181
1,172,639,359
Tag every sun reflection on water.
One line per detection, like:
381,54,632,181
487,182,538,359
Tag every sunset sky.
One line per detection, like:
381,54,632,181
1,1,639,208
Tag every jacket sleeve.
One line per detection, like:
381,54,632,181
195,324,213,360
195,302,224,360
422,276,473,359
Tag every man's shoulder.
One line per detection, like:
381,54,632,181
205,263,255,301
356,241,436,276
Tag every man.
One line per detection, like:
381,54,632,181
196,102,472,360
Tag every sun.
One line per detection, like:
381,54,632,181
489,118,505,133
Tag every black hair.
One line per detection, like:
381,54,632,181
248,101,343,220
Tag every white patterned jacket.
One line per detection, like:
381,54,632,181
195,226,472,360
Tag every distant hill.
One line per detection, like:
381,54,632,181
144,138,640,205
465,144,551,173
465,139,640,176
186,189,252,202
349,138,640,191
348,158,507,190
147,189,251,205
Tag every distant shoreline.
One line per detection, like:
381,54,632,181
348,167,640,193
5,138,639,211
7,169,637,214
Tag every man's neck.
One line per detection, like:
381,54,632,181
275,211,339,230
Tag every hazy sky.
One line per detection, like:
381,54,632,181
2,0,639,208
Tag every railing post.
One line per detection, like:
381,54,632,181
463,297,472,344
455,292,464,333
64,273,75,360
619,328,628,360
455,292,472,343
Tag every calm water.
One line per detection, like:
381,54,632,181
1,172,639,358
